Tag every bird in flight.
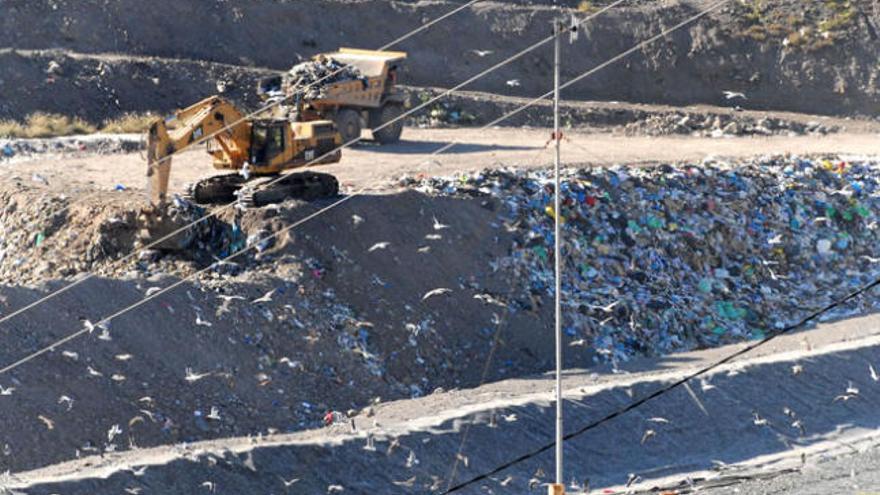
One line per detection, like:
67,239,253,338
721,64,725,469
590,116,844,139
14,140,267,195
393,476,416,488
723,90,747,100
432,216,450,230
422,288,452,301
38,415,55,430
185,368,212,383
252,289,276,304
368,242,390,252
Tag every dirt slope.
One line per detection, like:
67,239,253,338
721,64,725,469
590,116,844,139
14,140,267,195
0,189,579,473
2,0,879,119
13,312,880,494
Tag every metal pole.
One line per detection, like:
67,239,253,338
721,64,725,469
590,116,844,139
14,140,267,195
553,17,565,495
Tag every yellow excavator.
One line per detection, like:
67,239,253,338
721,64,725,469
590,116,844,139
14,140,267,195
145,95,342,208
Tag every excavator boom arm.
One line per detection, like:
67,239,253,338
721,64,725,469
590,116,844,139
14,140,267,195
146,96,249,206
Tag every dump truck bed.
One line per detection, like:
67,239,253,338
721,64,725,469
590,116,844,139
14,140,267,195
311,48,407,109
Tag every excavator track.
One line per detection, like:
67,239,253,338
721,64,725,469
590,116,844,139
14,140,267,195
239,171,340,208
184,173,246,205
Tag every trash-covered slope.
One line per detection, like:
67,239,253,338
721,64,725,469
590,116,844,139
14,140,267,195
2,155,880,473
404,156,880,359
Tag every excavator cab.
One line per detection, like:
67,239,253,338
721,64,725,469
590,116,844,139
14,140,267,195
249,121,286,167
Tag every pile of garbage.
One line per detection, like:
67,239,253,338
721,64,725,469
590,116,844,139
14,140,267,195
623,113,838,137
0,189,246,285
404,156,880,361
281,55,368,100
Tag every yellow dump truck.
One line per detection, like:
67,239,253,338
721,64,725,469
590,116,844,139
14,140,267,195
259,48,409,144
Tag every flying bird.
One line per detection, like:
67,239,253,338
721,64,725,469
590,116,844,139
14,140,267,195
422,288,452,301
82,319,107,334
368,242,390,252
456,452,469,467
647,417,669,424
473,293,506,307
506,79,521,87
393,476,416,488
327,485,345,493
115,354,133,361
791,364,804,376
145,287,162,297
752,412,768,426
587,301,620,313
870,364,879,382
470,49,494,57
699,377,716,392
352,214,365,226
217,294,245,302
129,466,149,477
252,289,276,304
425,234,442,240
185,368,212,383
432,216,450,230
58,395,74,411
207,407,221,421
386,437,401,456
0,385,14,396
195,314,213,327
279,476,300,487
723,90,747,100
834,393,858,402
846,381,860,396
640,429,655,445
108,424,122,442
38,415,55,430
406,450,419,468
568,339,587,347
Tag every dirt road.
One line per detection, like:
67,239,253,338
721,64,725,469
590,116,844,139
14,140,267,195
5,128,879,196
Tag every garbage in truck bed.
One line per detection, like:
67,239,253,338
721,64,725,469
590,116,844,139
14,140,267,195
258,56,369,101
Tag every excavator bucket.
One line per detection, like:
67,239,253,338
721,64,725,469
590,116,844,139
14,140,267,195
137,121,194,251
136,204,197,252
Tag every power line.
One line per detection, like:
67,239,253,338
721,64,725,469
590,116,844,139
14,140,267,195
0,0,627,380
443,280,880,493
0,0,485,327
0,0,627,333
0,0,485,266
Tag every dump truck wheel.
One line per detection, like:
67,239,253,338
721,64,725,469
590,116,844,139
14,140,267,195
371,104,404,144
335,109,362,144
